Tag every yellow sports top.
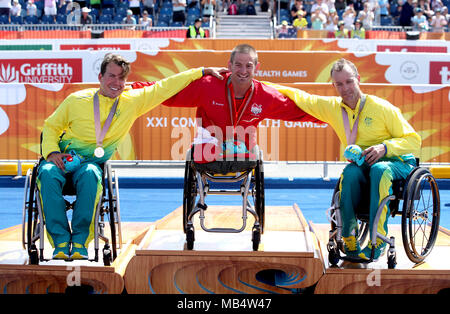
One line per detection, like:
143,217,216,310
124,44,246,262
42,67,204,162
264,83,421,160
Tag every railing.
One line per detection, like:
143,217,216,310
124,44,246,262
0,24,212,39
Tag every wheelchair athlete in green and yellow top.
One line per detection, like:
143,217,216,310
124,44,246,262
38,53,226,260
266,58,421,261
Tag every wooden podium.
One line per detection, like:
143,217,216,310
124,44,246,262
124,205,326,294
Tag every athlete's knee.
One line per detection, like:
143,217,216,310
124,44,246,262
369,162,392,182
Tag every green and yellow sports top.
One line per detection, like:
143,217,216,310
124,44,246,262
42,67,204,163
264,83,421,162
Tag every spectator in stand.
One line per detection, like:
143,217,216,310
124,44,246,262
399,0,415,27
276,20,294,37
0,0,11,18
343,3,357,29
378,0,390,19
260,0,269,11
142,0,154,16
335,20,349,37
430,8,447,32
417,0,433,19
228,0,238,14
358,2,375,29
311,6,327,29
291,0,304,22
173,0,186,25
202,0,216,22
246,0,256,14
44,0,58,22
10,0,21,17
187,17,205,37
442,6,449,25
139,9,152,29
293,9,308,29
312,0,330,19
80,6,93,24
431,0,444,11
237,0,247,15
59,0,74,15
129,0,141,16
335,0,346,15
411,7,429,31
348,0,364,13
351,18,366,37
123,9,137,24
325,7,339,31
26,0,37,16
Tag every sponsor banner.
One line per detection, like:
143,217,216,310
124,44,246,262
1,38,449,53
2,50,450,84
0,83,448,162
0,58,82,83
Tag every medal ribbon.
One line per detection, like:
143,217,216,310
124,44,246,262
341,94,366,145
93,90,119,151
226,76,255,127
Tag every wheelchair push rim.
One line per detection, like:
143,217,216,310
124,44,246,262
401,167,440,263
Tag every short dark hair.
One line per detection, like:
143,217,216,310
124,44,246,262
230,44,258,64
100,53,131,78
330,58,359,78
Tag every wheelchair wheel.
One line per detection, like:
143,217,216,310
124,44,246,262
23,164,40,265
254,159,265,234
106,163,122,261
183,161,197,233
401,168,440,263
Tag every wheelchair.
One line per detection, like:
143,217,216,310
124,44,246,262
326,161,440,269
22,159,122,266
182,146,265,251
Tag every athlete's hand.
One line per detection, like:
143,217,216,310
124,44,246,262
47,152,72,171
362,144,386,166
203,67,229,80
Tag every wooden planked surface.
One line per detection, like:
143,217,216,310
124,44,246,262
124,205,326,294
0,222,152,294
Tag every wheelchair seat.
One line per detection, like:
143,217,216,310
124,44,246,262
354,178,406,222
183,146,265,251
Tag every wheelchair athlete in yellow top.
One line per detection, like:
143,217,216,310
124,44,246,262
266,58,421,261
38,53,225,260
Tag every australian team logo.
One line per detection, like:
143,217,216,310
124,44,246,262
250,103,262,116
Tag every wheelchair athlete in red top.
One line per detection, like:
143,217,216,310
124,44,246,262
132,44,322,162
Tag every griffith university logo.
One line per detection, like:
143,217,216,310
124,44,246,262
0,59,82,83
0,64,19,83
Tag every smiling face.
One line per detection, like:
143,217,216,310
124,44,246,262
98,62,127,99
331,63,362,109
228,51,260,90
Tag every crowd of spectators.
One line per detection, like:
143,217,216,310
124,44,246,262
0,0,447,36
0,0,214,28
275,0,449,38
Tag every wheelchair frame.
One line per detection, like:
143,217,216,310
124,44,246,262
182,148,265,251
22,160,122,266
326,164,440,269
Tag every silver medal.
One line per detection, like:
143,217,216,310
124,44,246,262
94,147,104,158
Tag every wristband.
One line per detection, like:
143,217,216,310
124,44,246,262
382,143,387,157
202,67,205,76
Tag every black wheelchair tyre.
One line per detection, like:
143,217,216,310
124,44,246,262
254,160,265,234
401,167,440,263
183,161,197,233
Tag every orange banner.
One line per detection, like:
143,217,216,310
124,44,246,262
0,83,449,163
